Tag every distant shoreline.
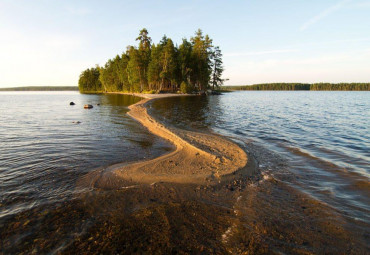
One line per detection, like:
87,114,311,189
222,83,370,91
0,86,79,91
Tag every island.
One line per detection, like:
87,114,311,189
78,28,224,94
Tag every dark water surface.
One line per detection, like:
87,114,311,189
1,91,369,254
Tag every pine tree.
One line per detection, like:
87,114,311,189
126,46,141,92
178,38,193,84
210,46,224,90
78,67,102,92
191,29,213,91
136,28,152,91
117,53,130,91
159,38,176,91
147,44,162,90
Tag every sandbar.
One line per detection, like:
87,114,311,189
84,93,249,188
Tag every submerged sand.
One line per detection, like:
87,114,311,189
84,93,249,188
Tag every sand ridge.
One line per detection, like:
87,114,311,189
87,93,248,188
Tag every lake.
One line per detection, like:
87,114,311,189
0,91,369,253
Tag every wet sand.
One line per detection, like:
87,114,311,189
81,93,250,189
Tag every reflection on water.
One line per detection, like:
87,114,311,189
148,95,214,131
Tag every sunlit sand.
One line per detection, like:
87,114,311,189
82,93,249,188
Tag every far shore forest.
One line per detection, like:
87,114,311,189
0,86,79,91
222,83,370,91
79,29,224,94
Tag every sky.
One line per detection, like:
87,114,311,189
0,0,369,87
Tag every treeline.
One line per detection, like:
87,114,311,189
79,29,224,93
223,83,370,91
0,86,78,91
310,83,370,91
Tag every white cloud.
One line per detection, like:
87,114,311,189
300,0,353,31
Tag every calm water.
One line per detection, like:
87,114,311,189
0,92,172,219
1,91,369,253
150,91,370,233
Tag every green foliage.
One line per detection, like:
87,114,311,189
159,38,177,91
78,29,224,94
222,83,370,91
147,44,162,90
210,46,224,90
190,29,213,91
126,46,142,92
98,56,125,92
78,67,102,92
136,28,152,91
177,39,193,84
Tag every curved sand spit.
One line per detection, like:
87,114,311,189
82,93,249,188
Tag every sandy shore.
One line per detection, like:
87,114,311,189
84,93,249,188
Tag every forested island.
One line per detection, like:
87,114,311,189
79,29,224,94
0,86,78,91
223,83,370,91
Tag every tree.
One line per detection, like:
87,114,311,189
117,53,130,91
136,28,152,91
78,67,102,92
126,46,141,92
210,46,224,90
159,38,177,91
99,56,125,92
178,38,193,85
147,44,162,90
191,29,213,91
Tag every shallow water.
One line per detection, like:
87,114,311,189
150,91,370,252
0,92,173,226
1,91,369,254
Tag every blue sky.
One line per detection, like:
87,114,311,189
0,0,369,87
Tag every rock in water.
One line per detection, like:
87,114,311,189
70,102,75,105
84,104,93,109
